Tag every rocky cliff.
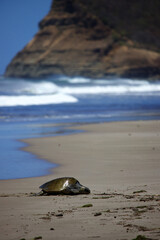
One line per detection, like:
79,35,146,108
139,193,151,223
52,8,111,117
5,0,160,79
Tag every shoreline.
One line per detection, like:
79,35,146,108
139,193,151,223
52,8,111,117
0,120,160,240
21,120,160,193
22,119,160,181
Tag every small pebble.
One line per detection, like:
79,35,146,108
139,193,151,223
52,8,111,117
81,204,93,208
56,213,63,217
94,212,102,217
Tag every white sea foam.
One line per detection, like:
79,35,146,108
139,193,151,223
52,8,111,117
20,81,59,94
59,76,91,84
0,79,60,95
61,84,160,95
57,78,160,94
0,93,78,107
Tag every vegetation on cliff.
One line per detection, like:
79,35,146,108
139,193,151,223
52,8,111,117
78,0,160,51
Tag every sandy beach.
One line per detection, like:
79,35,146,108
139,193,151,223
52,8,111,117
0,120,160,240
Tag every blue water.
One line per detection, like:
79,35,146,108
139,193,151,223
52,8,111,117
0,76,160,179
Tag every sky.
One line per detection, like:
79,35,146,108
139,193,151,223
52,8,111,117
0,0,52,75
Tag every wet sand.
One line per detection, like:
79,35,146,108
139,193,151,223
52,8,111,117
0,120,160,240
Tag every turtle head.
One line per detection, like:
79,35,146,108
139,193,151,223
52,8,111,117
79,185,90,194
74,181,90,194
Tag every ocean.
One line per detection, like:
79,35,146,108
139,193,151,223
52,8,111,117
0,76,160,180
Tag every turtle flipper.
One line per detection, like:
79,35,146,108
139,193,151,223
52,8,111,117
37,190,47,196
63,187,80,195
30,190,48,196
70,189,80,194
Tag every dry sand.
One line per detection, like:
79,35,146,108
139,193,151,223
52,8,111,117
0,120,160,240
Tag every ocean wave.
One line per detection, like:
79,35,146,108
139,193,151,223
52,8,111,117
59,76,91,84
52,77,160,94
61,84,160,95
1,78,160,100
0,93,78,107
0,79,59,95
20,81,59,94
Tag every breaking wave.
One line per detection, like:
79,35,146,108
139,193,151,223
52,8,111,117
0,78,78,107
0,93,78,107
59,77,160,94
0,76,160,107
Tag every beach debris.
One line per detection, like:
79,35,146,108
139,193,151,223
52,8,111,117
94,212,102,216
32,237,42,240
39,216,51,220
37,177,90,195
88,236,101,239
125,224,152,232
105,209,111,213
81,204,93,208
133,190,147,194
55,213,63,217
132,235,153,240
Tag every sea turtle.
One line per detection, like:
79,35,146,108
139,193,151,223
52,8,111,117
37,177,90,195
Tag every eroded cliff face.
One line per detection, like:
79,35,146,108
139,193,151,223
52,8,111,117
5,0,160,79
